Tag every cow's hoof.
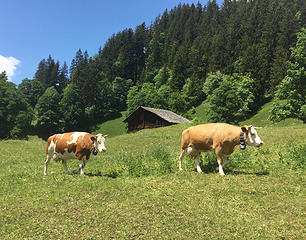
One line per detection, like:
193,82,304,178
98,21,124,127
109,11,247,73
72,169,79,175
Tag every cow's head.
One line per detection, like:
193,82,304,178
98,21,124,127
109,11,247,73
241,125,263,147
91,134,107,153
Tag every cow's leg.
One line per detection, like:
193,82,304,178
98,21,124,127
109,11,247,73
44,155,50,176
215,148,225,175
62,160,70,175
222,155,229,168
78,160,86,175
216,155,229,171
179,149,185,171
194,153,202,173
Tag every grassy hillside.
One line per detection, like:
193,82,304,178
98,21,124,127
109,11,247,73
92,111,127,137
0,103,305,239
242,101,303,127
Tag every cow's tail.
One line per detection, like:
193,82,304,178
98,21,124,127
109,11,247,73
179,129,190,171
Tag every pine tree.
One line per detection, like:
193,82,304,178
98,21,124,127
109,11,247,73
35,55,61,90
18,78,45,108
57,61,69,93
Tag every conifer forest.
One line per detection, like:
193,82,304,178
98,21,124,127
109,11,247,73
1,0,305,139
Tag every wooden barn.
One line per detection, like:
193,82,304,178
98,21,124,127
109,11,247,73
123,106,191,133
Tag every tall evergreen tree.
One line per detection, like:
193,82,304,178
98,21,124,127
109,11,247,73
18,78,45,108
57,61,69,93
34,55,66,91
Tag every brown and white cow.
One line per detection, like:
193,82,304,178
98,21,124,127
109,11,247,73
179,123,263,175
44,132,107,175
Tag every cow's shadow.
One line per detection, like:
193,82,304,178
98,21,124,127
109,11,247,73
224,169,269,176
71,169,118,178
82,171,119,178
198,162,269,176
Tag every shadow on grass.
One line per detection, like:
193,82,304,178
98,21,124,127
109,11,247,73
225,169,270,176
84,171,119,178
198,161,269,176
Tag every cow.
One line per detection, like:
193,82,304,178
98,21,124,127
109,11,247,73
44,132,107,175
179,123,263,175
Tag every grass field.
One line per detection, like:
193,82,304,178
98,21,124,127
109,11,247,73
0,103,305,239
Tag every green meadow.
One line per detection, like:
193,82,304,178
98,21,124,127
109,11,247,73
0,103,305,239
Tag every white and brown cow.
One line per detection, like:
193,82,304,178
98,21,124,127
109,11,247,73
44,132,107,175
179,123,263,175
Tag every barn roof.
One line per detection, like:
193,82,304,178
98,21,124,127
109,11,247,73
123,106,191,124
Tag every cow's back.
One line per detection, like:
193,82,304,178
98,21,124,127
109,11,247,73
181,123,240,151
46,132,94,160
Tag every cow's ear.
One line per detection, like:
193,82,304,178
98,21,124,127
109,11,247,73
91,136,96,142
103,134,108,138
241,125,248,133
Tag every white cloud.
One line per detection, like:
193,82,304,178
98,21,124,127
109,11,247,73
0,54,20,81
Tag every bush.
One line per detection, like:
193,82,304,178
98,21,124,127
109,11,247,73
207,73,256,124
270,28,306,123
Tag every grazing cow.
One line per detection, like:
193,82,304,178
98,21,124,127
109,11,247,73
44,132,107,175
179,123,263,175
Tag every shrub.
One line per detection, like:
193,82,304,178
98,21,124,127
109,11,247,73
207,73,256,124
270,28,306,123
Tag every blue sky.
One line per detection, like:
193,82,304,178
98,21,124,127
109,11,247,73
0,0,222,85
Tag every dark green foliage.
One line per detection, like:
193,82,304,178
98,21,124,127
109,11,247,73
168,91,188,115
18,78,45,108
153,66,172,89
0,72,33,139
126,83,159,115
35,55,69,93
112,77,133,110
59,83,85,131
35,87,63,138
270,27,306,123
202,71,225,97
207,73,256,124
93,73,116,120
169,45,189,92
3,0,305,139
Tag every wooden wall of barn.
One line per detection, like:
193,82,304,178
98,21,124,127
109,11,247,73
126,109,172,133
